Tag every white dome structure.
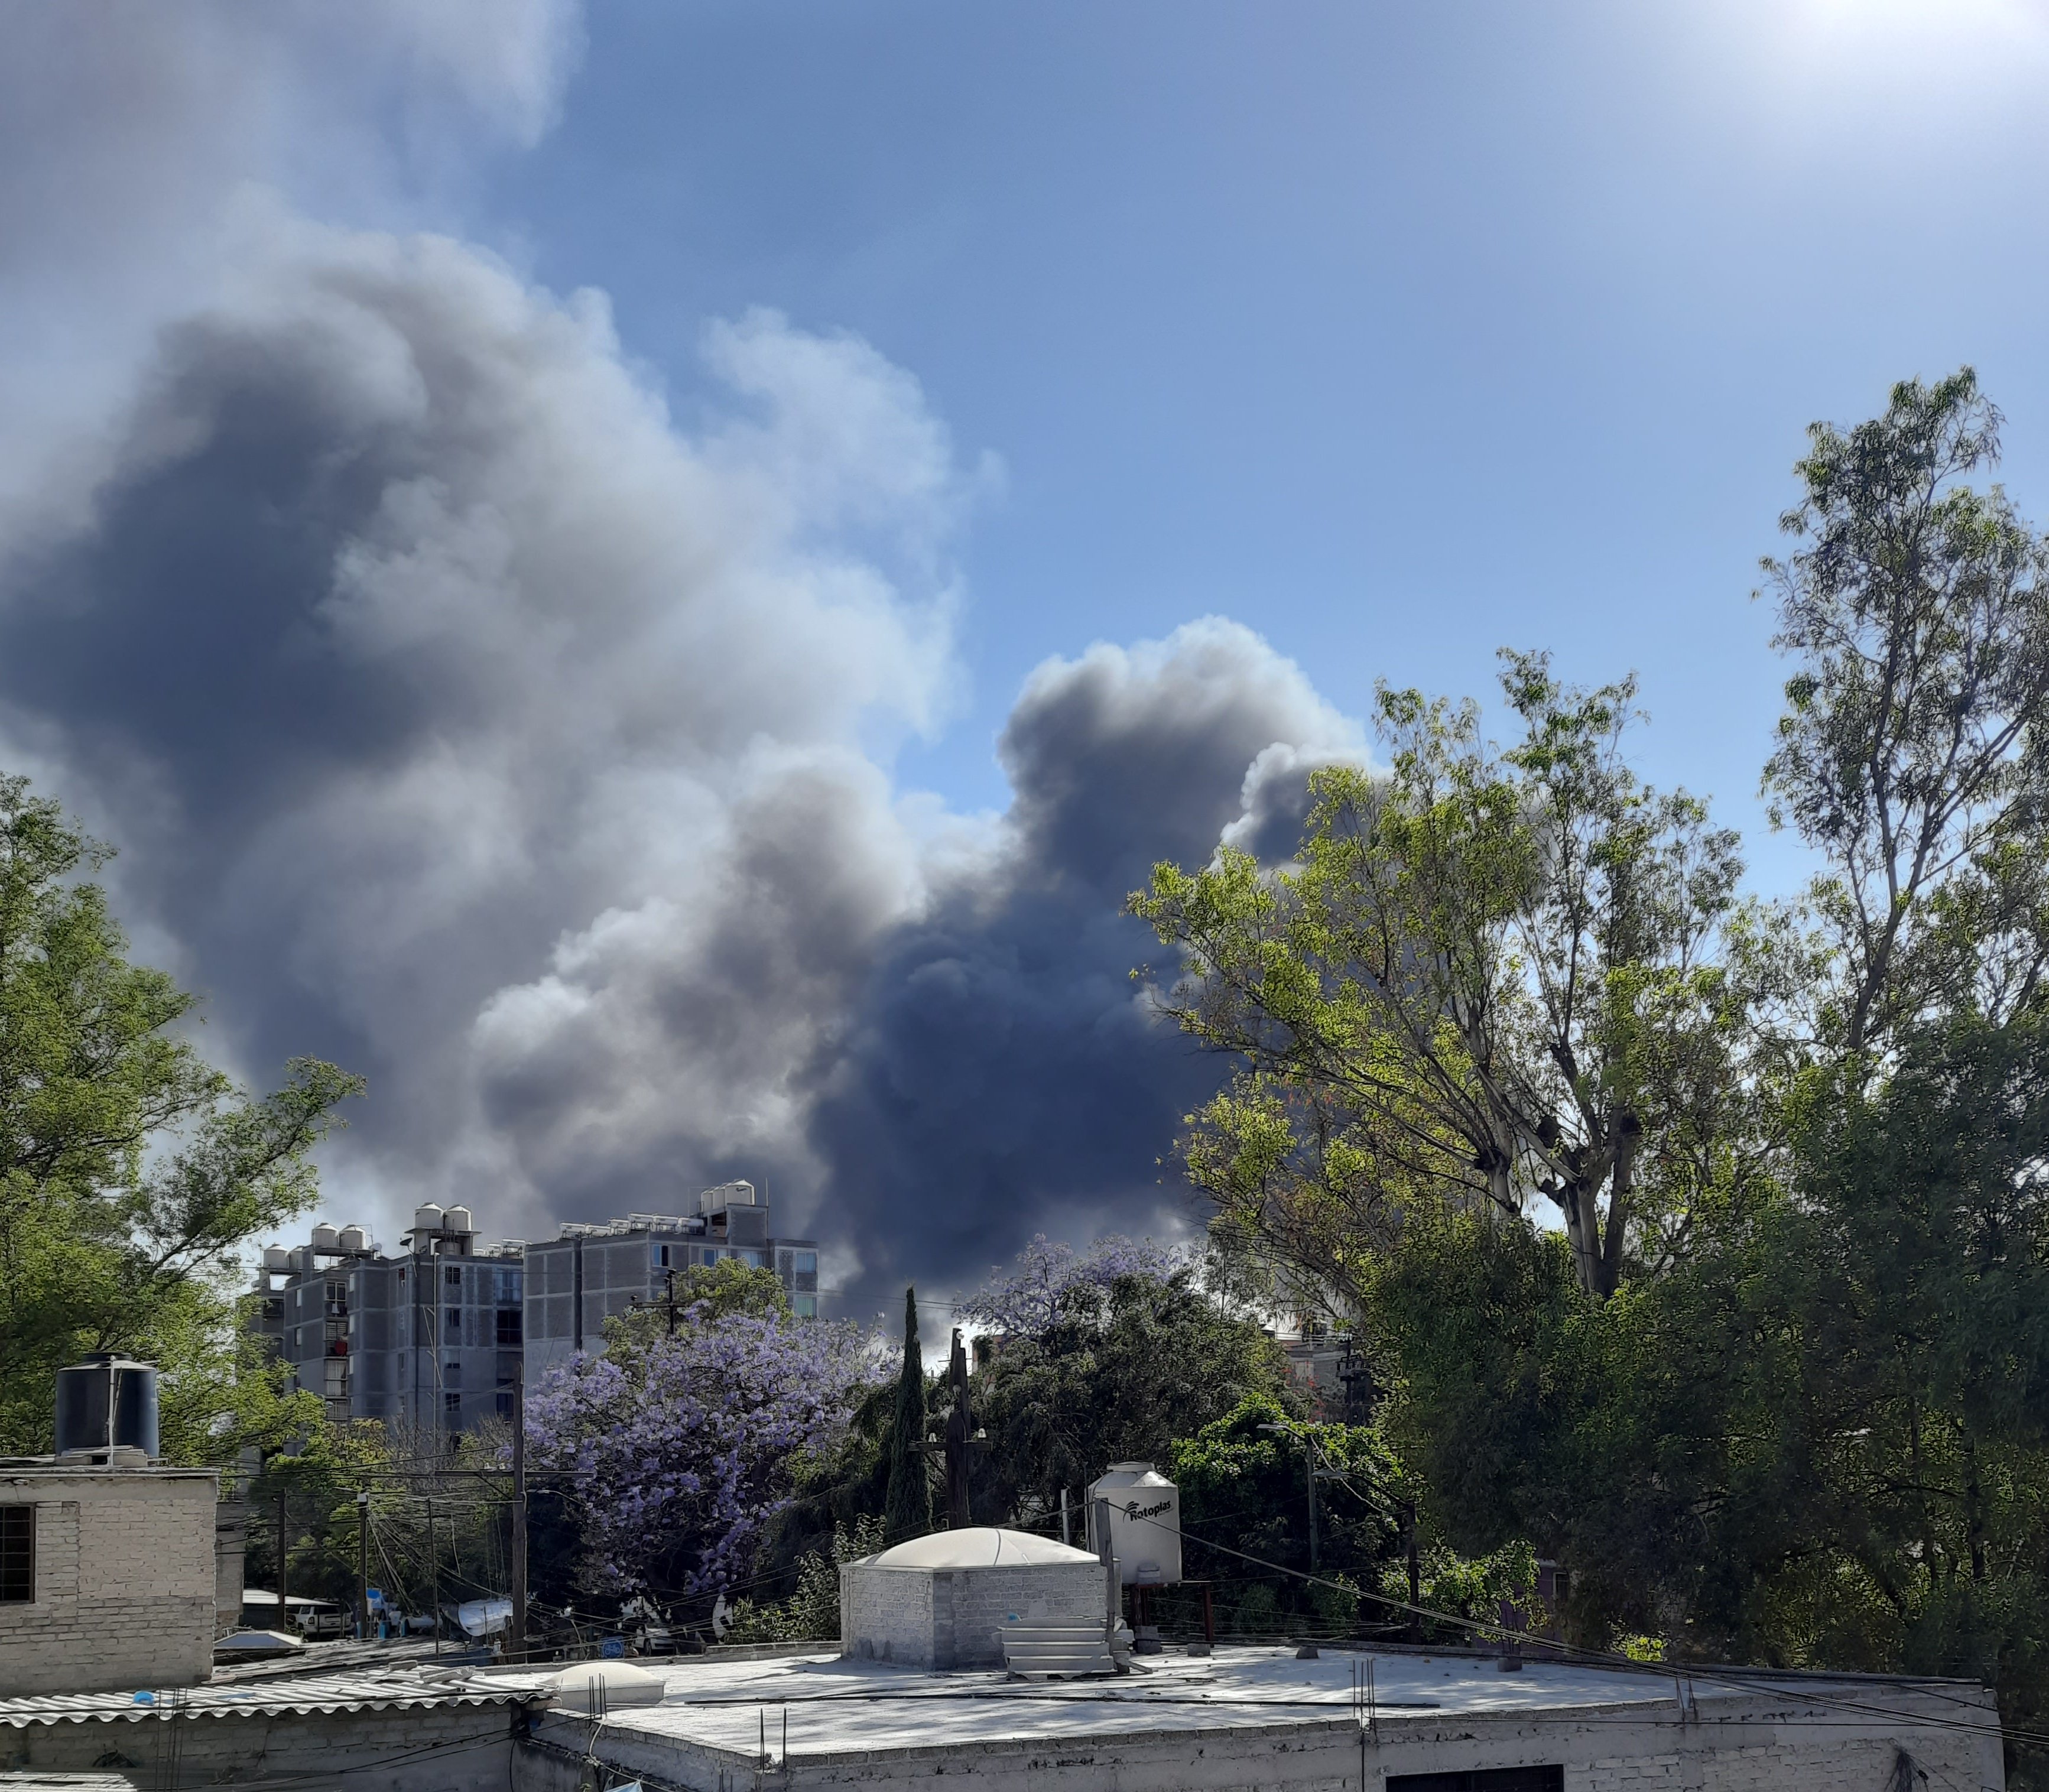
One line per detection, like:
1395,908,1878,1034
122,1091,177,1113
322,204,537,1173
865,1527,1100,1571
842,1526,1109,1671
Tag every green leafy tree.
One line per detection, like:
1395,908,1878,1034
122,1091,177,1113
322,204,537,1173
1762,368,2049,1060
0,774,362,1456
1170,1394,1403,1640
602,1256,791,1353
971,1267,1301,1530
1134,657,1792,1300
722,1515,885,1645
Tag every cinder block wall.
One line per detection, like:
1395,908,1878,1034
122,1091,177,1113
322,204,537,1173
841,1563,1108,1669
0,1469,218,1695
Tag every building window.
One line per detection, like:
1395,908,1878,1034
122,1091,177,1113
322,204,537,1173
495,1392,515,1418
445,1265,463,1287
496,1308,522,1346
795,1251,817,1275
793,1294,819,1320
0,1507,31,1602
444,1359,462,1388
446,1308,462,1342
444,1392,461,1416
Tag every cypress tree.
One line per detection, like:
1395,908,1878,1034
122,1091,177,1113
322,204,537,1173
882,1287,931,1543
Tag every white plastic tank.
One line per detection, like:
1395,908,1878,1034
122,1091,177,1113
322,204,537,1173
699,1179,756,1215
263,1246,290,1272
310,1223,340,1252
337,1225,368,1253
1087,1462,1182,1586
291,1246,314,1274
444,1205,475,1234
413,1203,445,1235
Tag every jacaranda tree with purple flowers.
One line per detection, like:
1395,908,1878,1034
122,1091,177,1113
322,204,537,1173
957,1232,1186,1339
524,1304,883,1609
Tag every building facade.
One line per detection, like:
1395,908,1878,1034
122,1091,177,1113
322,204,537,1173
0,1462,220,1694
253,1182,817,1423
523,1181,818,1390
252,1208,524,1443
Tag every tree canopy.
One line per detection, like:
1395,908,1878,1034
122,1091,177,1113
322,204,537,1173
1133,369,2049,1778
0,773,361,1457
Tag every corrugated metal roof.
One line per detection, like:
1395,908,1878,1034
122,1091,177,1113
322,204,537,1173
0,1668,527,1728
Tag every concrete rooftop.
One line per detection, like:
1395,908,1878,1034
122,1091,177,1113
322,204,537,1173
491,1642,1983,1766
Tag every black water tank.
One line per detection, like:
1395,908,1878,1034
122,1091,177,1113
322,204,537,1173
54,1356,160,1458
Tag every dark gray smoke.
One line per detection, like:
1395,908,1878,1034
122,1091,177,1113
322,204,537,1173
0,14,1366,1303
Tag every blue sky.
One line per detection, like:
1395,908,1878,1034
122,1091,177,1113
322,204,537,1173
470,0,2049,891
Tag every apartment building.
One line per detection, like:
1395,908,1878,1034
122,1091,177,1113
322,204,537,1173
251,1207,524,1443
522,1180,819,1390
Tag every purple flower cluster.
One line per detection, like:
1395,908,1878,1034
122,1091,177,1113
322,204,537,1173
959,1232,1186,1339
524,1310,882,1598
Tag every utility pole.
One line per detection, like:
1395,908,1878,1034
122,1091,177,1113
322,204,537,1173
427,1499,440,1656
1405,1502,1421,1644
355,1490,370,1642
1259,1421,1319,1573
275,1492,289,1628
1305,1432,1319,1573
628,1267,683,1337
510,1379,528,1660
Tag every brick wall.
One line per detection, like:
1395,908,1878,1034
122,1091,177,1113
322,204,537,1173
0,1469,218,1695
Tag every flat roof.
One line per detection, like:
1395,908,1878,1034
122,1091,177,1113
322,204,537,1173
495,1644,1989,1768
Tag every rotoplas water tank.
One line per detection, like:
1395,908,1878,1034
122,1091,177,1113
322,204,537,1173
1087,1462,1183,1586
337,1225,369,1252
413,1203,445,1235
444,1205,475,1234
55,1356,160,1459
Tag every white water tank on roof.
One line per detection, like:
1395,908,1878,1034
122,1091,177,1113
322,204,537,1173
263,1246,290,1272
337,1225,368,1253
1087,1462,1182,1586
310,1223,340,1253
413,1204,444,1235
699,1179,756,1215
444,1205,474,1234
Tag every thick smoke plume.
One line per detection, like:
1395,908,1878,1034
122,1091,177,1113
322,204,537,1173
0,6,1365,1306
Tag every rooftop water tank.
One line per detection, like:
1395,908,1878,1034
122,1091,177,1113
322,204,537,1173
310,1223,340,1252
699,1179,756,1215
444,1205,474,1234
262,1246,290,1272
55,1356,160,1460
413,1204,445,1235
337,1225,368,1253
1087,1462,1182,1586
